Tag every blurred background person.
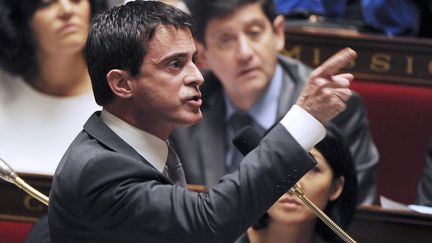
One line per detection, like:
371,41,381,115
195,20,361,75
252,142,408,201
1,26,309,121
171,0,378,205
157,0,190,13
0,0,107,175
235,125,358,243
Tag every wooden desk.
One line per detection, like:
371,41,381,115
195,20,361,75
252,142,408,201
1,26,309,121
349,206,432,243
2,178,432,243
0,177,208,223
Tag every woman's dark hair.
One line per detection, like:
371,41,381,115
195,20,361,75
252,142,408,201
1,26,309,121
85,1,193,106
0,0,107,79
185,0,277,44
253,124,358,242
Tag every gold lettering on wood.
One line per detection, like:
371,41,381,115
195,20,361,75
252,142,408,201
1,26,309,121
406,56,414,75
313,48,321,66
428,60,432,74
370,53,391,73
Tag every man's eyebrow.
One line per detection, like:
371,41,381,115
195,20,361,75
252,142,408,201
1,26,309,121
152,50,198,64
247,18,266,26
151,52,188,64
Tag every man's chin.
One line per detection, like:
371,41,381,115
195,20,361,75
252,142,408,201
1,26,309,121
177,113,202,128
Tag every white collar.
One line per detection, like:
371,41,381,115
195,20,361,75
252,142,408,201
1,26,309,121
100,109,168,172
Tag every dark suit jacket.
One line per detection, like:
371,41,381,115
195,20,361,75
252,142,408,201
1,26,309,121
170,55,379,205
48,112,316,243
416,139,432,206
233,233,250,243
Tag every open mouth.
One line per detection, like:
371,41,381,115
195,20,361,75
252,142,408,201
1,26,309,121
190,90,202,101
185,93,202,107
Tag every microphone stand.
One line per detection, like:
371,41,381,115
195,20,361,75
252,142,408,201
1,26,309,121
0,158,49,206
290,184,357,243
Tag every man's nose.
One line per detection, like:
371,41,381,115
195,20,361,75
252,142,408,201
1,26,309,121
236,35,254,63
184,63,204,86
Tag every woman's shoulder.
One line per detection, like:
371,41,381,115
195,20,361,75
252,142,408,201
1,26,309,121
0,69,26,97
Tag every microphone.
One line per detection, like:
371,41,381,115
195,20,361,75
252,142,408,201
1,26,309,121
232,126,262,156
0,158,49,206
232,126,357,243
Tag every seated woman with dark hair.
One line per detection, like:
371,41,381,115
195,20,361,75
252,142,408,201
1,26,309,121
0,1,107,242
0,0,107,175
235,125,358,243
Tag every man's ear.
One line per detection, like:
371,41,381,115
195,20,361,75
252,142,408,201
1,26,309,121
272,15,286,52
329,176,345,201
106,69,133,98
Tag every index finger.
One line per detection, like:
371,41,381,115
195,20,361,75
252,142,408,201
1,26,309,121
312,48,357,78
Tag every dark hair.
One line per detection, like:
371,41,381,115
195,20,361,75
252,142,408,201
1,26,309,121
253,124,358,242
185,0,277,43
85,1,193,106
0,0,107,79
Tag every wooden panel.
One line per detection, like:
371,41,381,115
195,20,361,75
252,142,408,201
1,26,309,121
0,176,209,222
283,26,432,86
349,206,432,243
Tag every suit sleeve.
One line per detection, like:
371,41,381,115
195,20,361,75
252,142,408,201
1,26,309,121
331,92,379,205
77,125,316,243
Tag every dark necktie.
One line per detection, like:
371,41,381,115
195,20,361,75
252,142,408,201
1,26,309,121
227,112,255,173
163,144,187,187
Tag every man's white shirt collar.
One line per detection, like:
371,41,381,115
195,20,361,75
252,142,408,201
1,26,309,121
100,109,167,172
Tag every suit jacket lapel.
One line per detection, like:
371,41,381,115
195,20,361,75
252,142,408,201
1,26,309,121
277,67,296,120
276,56,311,121
84,112,151,166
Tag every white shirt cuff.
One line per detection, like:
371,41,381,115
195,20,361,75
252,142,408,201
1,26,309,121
280,105,326,151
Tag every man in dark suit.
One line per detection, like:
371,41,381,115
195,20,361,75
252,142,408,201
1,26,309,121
171,0,378,205
48,1,356,242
